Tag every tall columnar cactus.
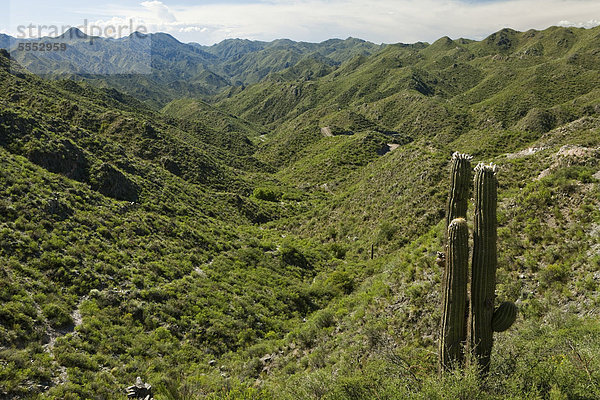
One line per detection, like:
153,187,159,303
470,163,498,374
439,218,469,371
446,152,472,229
439,157,517,376
439,152,471,373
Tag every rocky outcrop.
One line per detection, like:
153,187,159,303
91,163,140,202
126,377,153,400
27,139,89,182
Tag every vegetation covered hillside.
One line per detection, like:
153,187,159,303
2,32,382,107
215,25,600,250
0,25,600,400
195,37,382,86
0,48,364,399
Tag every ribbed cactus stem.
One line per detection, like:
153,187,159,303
470,163,498,374
440,218,469,371
446,152,472,230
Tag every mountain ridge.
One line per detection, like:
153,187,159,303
0,33,383,106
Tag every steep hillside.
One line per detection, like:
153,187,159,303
203,26,600,398
217,25,600,171
0,34,11,49
253,117,600,400
4,29,226,107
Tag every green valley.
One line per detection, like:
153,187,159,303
0,24,600,399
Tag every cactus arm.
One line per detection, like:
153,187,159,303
491,301,517,332
440,218,469,371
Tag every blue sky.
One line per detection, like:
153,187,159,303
2,0,599,45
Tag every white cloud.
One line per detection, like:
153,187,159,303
76,0,600,44
140,1,176,24
558,19,600,28
179,26,208,33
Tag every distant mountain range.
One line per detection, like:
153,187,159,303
1,28,383,106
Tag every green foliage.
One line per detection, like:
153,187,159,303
42,302,73,328
540,263,570,287
1,25,600,399
253,187,281,202
377,221,398,243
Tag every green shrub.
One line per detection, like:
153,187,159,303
253,188,280,202
377,221,398,242
540,263,570,287
42,303,73,328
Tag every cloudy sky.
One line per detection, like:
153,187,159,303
2,0,599,45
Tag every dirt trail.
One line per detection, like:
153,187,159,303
42,297,85,352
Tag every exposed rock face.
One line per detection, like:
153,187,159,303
537,145,600,179
126,377,153,400
91,163,140,202
27,139,89,182
377,143,401,155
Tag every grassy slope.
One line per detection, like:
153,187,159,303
216,26,600,243
252,116,600,399
218,26,600,159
